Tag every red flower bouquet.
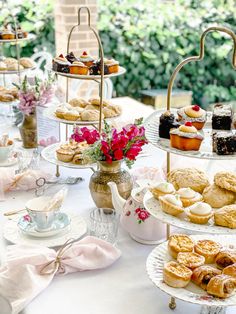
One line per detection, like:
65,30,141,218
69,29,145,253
71,119,147,168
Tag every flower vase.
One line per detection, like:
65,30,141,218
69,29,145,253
19,112,38,149
89,160,133,209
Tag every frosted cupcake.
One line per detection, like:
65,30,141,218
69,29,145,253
79,51,94,67
187,202,213,224
177,105,206,130
104,58,119,74
150,182,175,199
176,187,203,207
159,194,184,216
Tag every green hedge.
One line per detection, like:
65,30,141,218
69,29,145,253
98,0,236,107
0,0,55,58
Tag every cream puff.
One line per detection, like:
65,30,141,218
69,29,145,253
176,187,203,207
159,194,184,216
187,202,213,224
170,122,204,151
150,182,175,199
177,105,206,130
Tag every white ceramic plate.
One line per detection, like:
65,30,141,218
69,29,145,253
4,212,87,247
146,234,236,307
41,142,96,170
144,109,236,160
0,34,35,43
0,65,36,75
46,65,126,80
43,105,119,126
0,157,18,167
143,191,236,234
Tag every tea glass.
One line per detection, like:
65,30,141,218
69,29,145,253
90,208,119,244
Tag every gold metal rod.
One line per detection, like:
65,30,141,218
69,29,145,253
169,297,176,310
167,26,236,110
11,15,21,84
78,7,91,26
56,165,60,177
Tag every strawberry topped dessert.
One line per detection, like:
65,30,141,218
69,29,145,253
79,51,94,67
177,105,206,130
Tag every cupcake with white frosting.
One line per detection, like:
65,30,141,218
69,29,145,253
177,105,206,130
104,58,119,74
159,194,184,216
79,51,94,67
150,182,175,199
187,202,213,224
176,187,203,207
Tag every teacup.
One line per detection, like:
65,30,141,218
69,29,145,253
0,142,14,162
25,196,60,232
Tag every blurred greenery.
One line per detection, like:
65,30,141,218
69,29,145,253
0,0,55,58
98,0,236,108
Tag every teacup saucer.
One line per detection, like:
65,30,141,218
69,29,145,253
0,157,17,167
17,212,71,238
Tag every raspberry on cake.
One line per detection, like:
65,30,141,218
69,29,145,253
177,105,206,130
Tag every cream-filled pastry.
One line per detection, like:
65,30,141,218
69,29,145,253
176,187,203,207
177,105,206,130
150,182,175,199
159,194,184,216
187,202,213,224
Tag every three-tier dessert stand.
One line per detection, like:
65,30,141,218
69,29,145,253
144,26,236,314
43,6,125,177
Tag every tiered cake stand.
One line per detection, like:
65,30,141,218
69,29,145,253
144,26,236,314
43,7,125,177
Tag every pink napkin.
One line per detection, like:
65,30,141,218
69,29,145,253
0,236,121,314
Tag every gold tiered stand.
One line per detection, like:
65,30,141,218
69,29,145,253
144,26,236,313
44,6,125,177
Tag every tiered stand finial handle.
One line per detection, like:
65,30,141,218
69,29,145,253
167,26,236,110
66,6,105,133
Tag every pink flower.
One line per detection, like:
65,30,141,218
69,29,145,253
105,153,113,164
138,210,150,221
114,148,123,160
135,207,141,213
125,210,131,216
125,145,142,160
23,215,32,222
101,140,110,154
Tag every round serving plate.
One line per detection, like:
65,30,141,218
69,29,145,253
144,109,236,160
0,65,36,75
0,34,36,44
3,212,87,247
41,142,96,170
0,99,19,106
46,65,126,80
143,191,236,235
43,105,119,126
146,234,236,307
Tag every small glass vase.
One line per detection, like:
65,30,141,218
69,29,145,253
89,160,133,209
19,111,38,149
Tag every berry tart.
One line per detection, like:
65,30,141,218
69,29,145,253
177,105,206,130
159,110,180,139
212,103,233,130
79,51,94,67
170,122,204,151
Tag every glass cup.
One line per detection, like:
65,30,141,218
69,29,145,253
90,208,119,244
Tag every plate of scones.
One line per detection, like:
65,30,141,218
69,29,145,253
0,57,36,74
0,86,19,105
146,234,236,306
144,168,236,234
44,98,122,125
50,51,126,79
145,104,236,159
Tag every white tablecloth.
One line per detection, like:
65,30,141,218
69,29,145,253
0,99,235,314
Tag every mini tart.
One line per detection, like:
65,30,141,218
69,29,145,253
55,108,66,119
150,182,175,199
79,51,94,67
194,240,221,264
63,110,80,121
69,61,88,75
163,261,192,288
177,252,205,269
187,202,213,224
56,148,74,162
159,194,184,216
176,187,203,207
168,234,194,259
104,58,119,74
177,105,206,130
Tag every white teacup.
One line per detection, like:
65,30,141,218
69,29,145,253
25,196,60,232
0,143,14,162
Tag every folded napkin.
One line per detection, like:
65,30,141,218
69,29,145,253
0,236,121,314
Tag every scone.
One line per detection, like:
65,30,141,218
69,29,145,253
214,204,236,229
63,110,80,121
81,109,104,121
214,171,236,193
103,105,122,118
89,98,110,107
194,240,221,264
187,202,213,224
150,182,175,199
215,250,236,269
0,61,7,71
159,194,184,216
207,275,236,299
176,187,203,207
203,184,235,208
69,98,89,108
223,264,236,278
163,261,192,288
0,93,14,102
19,57,35,68
191,266,222,291
167,168,209,193
177,252,205,269
168,234,194,259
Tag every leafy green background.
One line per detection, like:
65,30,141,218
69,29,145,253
1,0,236,108
98,0,236,107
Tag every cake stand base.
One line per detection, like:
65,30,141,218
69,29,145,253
200,306,226,314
